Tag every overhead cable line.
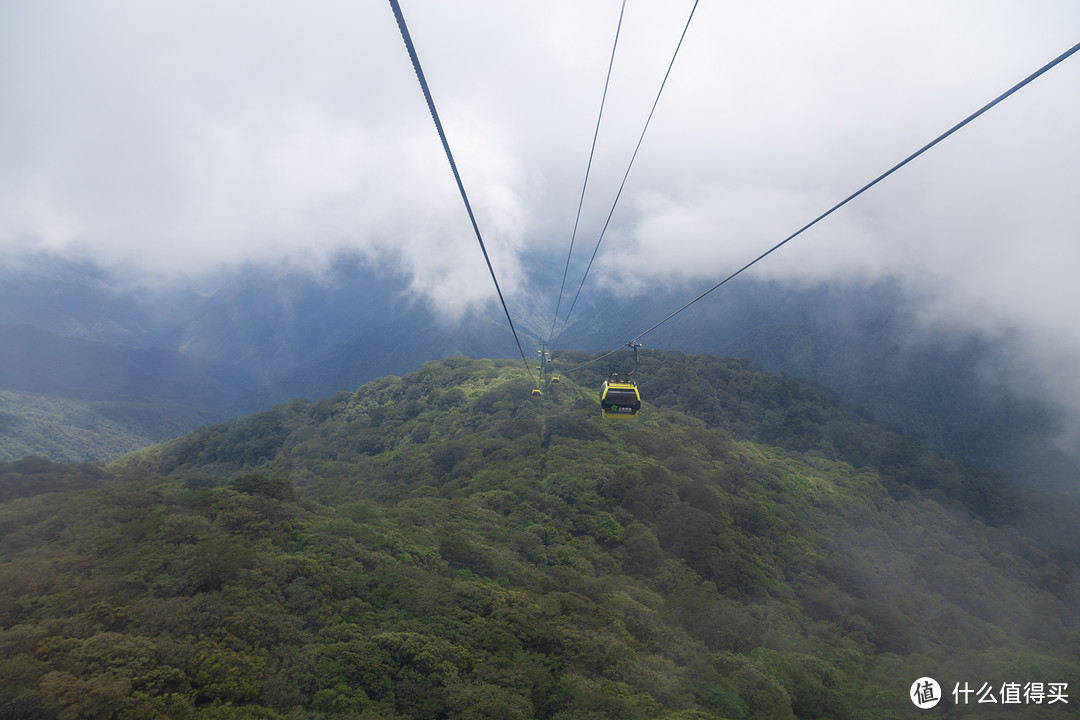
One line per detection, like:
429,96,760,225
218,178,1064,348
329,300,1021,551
387,0,534,380
547,0,627,347
623,39,1080,347
566,38,1080,375
552,0,701,349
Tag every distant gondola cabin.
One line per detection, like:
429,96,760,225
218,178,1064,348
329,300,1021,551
600,379,640,420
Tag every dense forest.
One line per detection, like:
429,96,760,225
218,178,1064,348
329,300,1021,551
1,353,1078,719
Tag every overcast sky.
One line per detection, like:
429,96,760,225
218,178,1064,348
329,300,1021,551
2,1,1079,445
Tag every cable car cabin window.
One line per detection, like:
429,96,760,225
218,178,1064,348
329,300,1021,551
604,389,639,407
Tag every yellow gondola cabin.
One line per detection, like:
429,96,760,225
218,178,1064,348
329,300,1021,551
600,378,640,420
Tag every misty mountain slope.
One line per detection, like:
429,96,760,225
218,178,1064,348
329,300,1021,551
9,354,1061,718
173,259,419,382
0,255,166,345
0,324,259,416
247,306,525,409
0,324,261,461
721,321,1074,488
0,389,221,463
0,254,416,360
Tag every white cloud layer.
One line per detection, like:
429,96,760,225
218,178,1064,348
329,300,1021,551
2,0,1079,445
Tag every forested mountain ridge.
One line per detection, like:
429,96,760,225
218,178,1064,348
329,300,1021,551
2,354,1078,719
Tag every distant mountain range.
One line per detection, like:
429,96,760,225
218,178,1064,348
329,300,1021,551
0,324,258,415
1,252,1074,490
